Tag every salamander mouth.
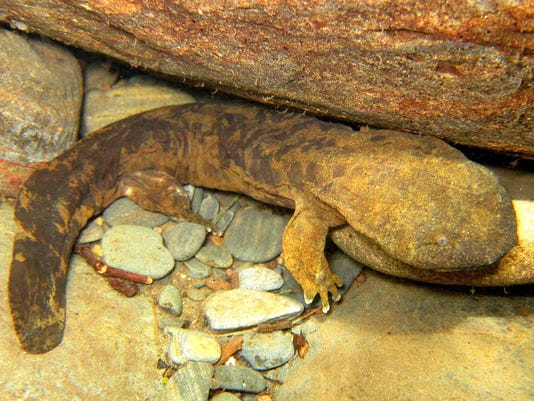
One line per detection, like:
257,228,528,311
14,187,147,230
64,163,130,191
386,218,519,271
403,239,502,271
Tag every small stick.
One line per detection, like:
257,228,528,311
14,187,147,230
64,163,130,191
212,306,323,337
76,244,153,284
94,261,153,284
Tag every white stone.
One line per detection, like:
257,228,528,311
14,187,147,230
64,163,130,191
164,327,221,365
204,289,303,331
238,265,284,291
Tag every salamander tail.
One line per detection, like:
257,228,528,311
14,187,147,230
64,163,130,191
8,163,97,353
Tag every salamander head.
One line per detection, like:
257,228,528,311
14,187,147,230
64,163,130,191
316,136,518,271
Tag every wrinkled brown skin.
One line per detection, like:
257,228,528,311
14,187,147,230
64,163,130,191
331,227,533,286
9,101,518,354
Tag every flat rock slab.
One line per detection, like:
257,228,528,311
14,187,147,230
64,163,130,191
204,289,304,331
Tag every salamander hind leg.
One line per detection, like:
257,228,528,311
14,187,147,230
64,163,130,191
116,170,217,232
282,198,343,313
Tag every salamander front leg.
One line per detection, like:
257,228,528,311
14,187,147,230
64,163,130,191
282,201,343,312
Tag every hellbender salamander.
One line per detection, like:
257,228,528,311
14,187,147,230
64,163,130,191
9,101,517,353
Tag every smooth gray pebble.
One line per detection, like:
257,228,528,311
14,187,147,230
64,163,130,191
158,285,184,316
195,243,233,268
184,258,213,279
103,197,169,227
191,187,204,213
215,202,239,232
241,331,295,370
224,209,288,263
212,365,267,393
199,194,220,221
238,265,284,291
163,222,207,261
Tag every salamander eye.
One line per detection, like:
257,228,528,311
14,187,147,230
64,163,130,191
436,235,449,246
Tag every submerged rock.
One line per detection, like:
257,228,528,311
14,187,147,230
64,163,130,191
204,289,303,331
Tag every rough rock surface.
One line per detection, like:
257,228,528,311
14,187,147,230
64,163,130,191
0,27,82,195
0,1,531,157
0,28,82,163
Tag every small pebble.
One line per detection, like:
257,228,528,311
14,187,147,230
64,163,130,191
195,243,233,268
163,222,207,261
204,289,303,331
215,202,239,232
186,287,210,302
212,365,267,393
159,361,213,401
165,327,221,365
199,194,220,221
158,285,184,316
210,392,241,401
238,266,284,291
103,197,169,227
184,259,212,279
102,224,174,279
78,219,105,243
241,331,295,370
191,187,204,213
224,209,289,263
183,184,195,200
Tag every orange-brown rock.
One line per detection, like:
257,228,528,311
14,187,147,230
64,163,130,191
0,0,532,157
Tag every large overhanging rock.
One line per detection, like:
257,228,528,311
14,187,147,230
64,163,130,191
1,1,532,157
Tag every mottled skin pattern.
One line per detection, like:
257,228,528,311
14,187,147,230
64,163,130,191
9,102,517,354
